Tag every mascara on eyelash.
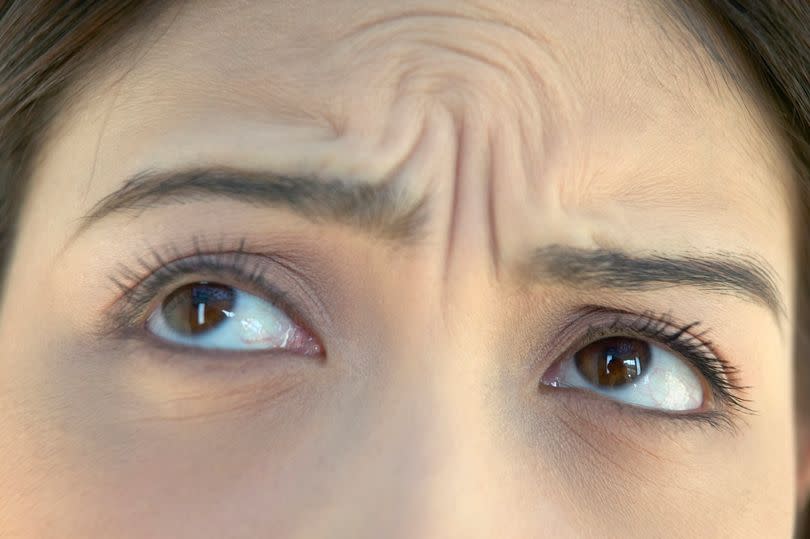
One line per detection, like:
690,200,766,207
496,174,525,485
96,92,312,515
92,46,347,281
582,308,752,417
101,241,297,337
104,242,753,428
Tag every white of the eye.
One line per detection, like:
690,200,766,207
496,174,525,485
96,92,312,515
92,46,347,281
235,296,297,347
554,343,704,412
148,289,299,351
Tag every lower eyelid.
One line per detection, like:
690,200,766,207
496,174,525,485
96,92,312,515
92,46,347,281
110,352,317,421
545,383,741,435
114,334,327,372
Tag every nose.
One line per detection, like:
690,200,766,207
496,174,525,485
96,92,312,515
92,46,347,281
307,293,566,539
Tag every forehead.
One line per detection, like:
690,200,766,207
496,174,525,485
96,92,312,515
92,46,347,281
48,0,793,268
83,0,788,181
110,0,747,135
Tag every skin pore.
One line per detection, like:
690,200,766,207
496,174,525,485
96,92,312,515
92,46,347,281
0,0,800,537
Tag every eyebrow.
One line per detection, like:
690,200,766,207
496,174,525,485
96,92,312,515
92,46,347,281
526,245,785,317
80,168,785,317
79,167,429,242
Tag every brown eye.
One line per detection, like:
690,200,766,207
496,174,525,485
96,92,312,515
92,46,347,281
162,282,236,336
574,337,651,388
148,281,322,355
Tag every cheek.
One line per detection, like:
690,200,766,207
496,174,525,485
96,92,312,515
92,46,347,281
0,339,342,535
496,400,793,537
0,220,798,538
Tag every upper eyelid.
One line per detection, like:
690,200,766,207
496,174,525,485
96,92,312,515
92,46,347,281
101,250,313,339
563,309,751,412
559,307,712,348
562,317,716,367
107,251,264,312
563,309,723,373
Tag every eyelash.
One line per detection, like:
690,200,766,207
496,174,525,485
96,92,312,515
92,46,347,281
104,242,751,430
560,308,751,430
103,240,301,339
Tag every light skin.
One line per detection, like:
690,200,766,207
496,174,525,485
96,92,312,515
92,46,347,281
0,0,803,537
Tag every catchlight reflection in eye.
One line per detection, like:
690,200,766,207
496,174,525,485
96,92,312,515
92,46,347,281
146,282,322,355
543,337,706,412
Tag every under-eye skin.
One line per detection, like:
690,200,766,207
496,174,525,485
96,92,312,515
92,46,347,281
101,242,325,358
540,308,750,429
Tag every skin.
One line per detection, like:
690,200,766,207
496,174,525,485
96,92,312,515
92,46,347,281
0,0,802,537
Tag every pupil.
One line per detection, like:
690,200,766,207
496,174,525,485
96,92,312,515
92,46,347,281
574,337,651,388
162,282,236,335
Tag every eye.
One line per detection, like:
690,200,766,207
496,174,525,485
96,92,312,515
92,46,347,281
542,337,707,412
146,281,323,355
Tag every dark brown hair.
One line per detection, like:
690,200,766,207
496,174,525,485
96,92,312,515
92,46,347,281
0,1,163,284
0,0,808,519
669,0,810,419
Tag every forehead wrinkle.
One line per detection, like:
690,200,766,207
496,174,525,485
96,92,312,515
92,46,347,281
313,7,585,209
335,5,549,45
321,10,564,112
45,1,795,270
511,6,793,242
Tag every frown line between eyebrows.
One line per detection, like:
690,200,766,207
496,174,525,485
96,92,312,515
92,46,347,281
75,167,430,243
74,169,785,320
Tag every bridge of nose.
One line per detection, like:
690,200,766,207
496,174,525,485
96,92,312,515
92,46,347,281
277,12,619,535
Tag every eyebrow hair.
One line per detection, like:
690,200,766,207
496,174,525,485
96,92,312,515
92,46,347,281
79,167,429,242
80,168,784,316
527,245,785,317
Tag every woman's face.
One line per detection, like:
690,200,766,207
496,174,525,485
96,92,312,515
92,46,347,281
0,1,799,537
